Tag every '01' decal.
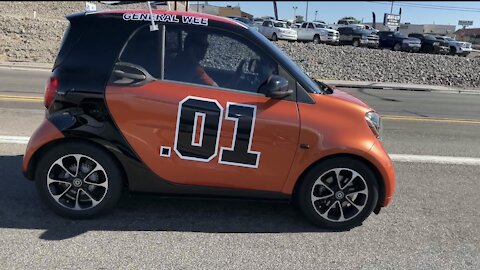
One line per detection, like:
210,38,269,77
160,96,260,168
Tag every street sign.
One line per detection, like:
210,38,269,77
384,13,401,29
458,20,473,26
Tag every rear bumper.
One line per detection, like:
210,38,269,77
22,118,64,180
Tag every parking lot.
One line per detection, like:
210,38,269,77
0,67,479,269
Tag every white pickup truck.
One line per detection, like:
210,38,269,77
296,22,339,44
258,20,297,41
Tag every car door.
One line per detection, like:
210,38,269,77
105,24,300,192
307,23,315,40
298,22,307,40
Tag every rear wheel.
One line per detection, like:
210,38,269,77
272,33,278,41
393,43,402,51
450,46,457,56
352,39,360,47
35,142,123,219
313,35,321,44
297,157,379,230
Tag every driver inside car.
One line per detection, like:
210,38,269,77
176,32,218,87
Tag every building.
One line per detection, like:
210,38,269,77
397,23,456,36
454,28,480,44
189,3,253,19
363,22,456,35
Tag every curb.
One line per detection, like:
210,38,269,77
322,80,480,95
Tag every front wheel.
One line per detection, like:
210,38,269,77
393,43,402,51
296,157,379,230
35,142,124,219
313,35,321,44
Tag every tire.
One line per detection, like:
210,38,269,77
352,39,360,47
272,33,278,41
393,43,402,51
296,157,379,231
35,141,124,219
313,35,320,44
449,46,457,56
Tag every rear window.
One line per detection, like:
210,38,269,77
54,21,86,68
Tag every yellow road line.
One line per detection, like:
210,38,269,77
383,115,480,124
0,95,43,102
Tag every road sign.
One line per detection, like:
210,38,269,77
384,13,401,29
458,20,473,26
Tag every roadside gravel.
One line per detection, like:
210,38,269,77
0,2,479,88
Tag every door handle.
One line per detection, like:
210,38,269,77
113,70,146,80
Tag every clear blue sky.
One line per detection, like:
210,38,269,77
201,1,480,29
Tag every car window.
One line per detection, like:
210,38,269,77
118,25,161,78
301,23,307,28
164,25,284,94
262,21,269,27
307,23,314,29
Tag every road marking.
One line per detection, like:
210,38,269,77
390,154,480,166
1,135,479,166
0,135,30,144
0,95,43,102
383,115,480,124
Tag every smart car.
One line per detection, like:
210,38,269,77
22,8,395,230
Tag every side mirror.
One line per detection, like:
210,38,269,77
260,75,293,99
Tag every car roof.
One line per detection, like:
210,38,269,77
89,9,247,29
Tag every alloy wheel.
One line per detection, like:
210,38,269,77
46,154,109,211
310,168,368,222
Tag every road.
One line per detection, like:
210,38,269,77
0,68,479,269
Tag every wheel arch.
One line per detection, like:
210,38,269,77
291,153,386,214
26,137,130,190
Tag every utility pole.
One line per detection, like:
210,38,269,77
273,1,278,20
305,1,309,21
293,6,298,20
315,10,318,21
390,1,393,13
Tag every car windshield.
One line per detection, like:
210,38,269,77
274,22,289,28
313,23,326,28
394,32,407,38
424,35,437,41
444,37,454,41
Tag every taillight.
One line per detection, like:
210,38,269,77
44,77,58,108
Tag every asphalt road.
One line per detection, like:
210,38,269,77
0,68,479,269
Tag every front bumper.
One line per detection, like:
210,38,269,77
402,43,421,51
458,47,472,55
277,32,297,41
368,142,395,207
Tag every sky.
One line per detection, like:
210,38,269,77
201,1,480,29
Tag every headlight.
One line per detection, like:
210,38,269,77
279,29,287,33
365,111,382,140
433,42,439,46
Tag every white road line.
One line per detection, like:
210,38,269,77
1,135,479,166
0,135,30,144
389,154,480,166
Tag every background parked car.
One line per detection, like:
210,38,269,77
408,33,449,54
258,20,297,41
338,26,379,48
296,22,339,45
228,16,259,31
378,31,422,52
435,36,472,56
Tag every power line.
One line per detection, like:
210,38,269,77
367,1,480,12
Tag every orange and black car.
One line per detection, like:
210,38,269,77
22,8,395,230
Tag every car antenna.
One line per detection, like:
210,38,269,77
147,1,159,31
